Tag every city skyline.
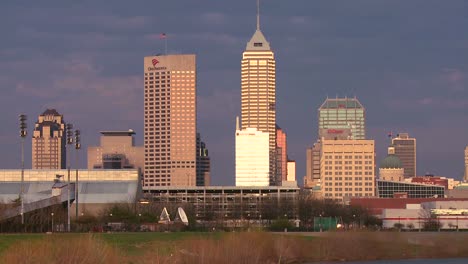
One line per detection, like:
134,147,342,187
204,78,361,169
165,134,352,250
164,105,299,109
0,1,467,185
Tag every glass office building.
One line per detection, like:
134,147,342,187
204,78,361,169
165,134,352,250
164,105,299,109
318,97,366,140
377,180,445,198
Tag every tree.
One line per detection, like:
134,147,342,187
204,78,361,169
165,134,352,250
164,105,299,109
394,222,404,231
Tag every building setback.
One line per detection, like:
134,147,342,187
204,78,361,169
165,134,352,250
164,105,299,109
196,133,210,186
87,130,144,171
318,97,366,140
392,133,416,178
144,54,197,188
303,140,321,188
32,109,66,169
240,9,277,185
236,126,270,187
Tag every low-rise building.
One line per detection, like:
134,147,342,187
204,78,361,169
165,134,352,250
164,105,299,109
87,130,144,171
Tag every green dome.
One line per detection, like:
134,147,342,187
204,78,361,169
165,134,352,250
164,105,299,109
380,154,402,169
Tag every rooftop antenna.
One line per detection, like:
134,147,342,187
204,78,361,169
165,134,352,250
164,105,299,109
257,0,260,30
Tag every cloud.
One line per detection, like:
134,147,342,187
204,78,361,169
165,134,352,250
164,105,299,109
198,89,239,122
200,12,228,24
442,68,465,91
290,16,308,25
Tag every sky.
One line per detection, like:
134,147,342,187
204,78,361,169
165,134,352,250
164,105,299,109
0,0,467,185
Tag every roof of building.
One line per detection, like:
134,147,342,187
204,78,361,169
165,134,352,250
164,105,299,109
319,97,364,110
245,29,271,51
41,109,61,116
100,129,135,136
380,154,403,169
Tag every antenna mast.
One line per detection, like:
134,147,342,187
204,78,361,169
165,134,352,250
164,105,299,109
257,0,260,30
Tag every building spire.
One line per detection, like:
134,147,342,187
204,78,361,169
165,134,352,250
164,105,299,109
257,0,260,30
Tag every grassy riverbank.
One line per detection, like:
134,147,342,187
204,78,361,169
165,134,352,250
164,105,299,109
1,231,467,263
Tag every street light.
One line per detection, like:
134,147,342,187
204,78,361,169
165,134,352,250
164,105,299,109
353,214,356,230
66,123,73,232
19,114,27,226
319,214,323,232
51,212,54,232
74,130,81,219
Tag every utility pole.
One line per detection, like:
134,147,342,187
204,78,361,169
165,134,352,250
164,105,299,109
19,114,27,226
74,130,81,219
66,123,73,232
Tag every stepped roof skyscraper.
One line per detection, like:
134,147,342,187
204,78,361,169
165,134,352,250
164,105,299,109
32,109,66,169
239,1,277,185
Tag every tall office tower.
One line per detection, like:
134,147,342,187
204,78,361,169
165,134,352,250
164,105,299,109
32,109,66,169
464,146,468,182
236,120,270,186
196,133,211,186
87,129,144,170
391,133,416,178
320,139,375,202
144,54,197,187
276,125,287,184
304,140,321,188
241,4,276,185
318,97,366,140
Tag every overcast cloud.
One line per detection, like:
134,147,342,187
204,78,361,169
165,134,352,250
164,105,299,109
1,0,467,184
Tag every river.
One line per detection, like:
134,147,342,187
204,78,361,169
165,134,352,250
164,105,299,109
319,258,468,264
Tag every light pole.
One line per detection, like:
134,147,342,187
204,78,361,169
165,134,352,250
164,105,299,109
51,212,54,232
74,130,81,219
19,114,27,226
319,214,323,232
353,214,356,230
66,123,73,232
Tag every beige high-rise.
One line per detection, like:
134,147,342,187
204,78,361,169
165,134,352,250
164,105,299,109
144,54,197,188
87,130,144,170
32,109,66,169
392,133,416,178
241,12,276,185
320,139,375,202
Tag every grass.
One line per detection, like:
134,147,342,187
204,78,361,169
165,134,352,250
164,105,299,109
0,233,44,254
0,231,467,263
97,232,223,256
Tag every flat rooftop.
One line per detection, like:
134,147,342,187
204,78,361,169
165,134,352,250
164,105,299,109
100,129,135,136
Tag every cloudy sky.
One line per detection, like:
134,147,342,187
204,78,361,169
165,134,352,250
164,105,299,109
1,0,467,185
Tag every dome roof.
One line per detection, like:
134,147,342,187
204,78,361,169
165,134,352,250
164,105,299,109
380,154,402,169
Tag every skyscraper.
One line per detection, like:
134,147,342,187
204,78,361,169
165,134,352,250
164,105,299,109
236,126,270,187
240,2,276,185
320,139,375,201
304,140,321,188
318,97,366,140
392,133,416,178
32,109,66,169
196,133,211,186
144,54,197,187
276,125,287,184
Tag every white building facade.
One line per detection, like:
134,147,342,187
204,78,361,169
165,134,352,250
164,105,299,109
235,127,270,186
